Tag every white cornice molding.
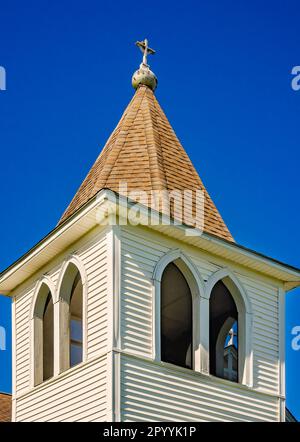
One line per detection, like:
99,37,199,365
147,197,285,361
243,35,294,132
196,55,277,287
1,189,300,295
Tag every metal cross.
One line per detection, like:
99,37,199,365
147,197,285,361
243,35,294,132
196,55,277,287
135,39,155,66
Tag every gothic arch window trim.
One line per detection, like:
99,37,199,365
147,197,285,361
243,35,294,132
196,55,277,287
57,255,88,297
152,249,205,371
204,267,253,313
30,275,56,321
30,276,56,387
205,268,253,387
57,255,88,373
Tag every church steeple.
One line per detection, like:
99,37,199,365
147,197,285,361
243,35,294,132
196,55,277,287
132,38,158,91
59,41,233,242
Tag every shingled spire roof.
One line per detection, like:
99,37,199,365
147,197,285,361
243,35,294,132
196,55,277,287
59,83,233,242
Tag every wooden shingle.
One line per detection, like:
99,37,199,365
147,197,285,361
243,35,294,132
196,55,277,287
59,85,233,242
0,393,11,422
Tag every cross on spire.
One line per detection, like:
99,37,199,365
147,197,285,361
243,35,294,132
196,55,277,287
135,39,155,67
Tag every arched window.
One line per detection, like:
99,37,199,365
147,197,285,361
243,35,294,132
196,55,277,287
209,281,238,382
33,283,54,385
59,262,84,372
43,292,54,381
161,262,193,369
69,271,83,367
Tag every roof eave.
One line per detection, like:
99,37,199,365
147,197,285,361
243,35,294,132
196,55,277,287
1,189,300,295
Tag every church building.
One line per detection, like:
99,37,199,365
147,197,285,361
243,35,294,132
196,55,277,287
0,40,300,422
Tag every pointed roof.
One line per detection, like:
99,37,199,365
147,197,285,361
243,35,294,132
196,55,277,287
59,85,233,242
0,393,11,422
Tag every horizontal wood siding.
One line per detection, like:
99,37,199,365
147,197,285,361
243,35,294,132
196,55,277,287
15,265,62,394
15,287,34,394
121,229,169,357
121,226,281,398
237,273,279,393
121,355,279,422
16,355,107,422
78,233,108,358
14,228,108,418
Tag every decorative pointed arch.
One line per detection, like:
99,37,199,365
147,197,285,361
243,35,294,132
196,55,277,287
57,255,87,372
30,275,56,321
31,276,55,386
57,255,88,302
153,249,205,296
153,249,205,371
205,268,253,386
204,267,252,314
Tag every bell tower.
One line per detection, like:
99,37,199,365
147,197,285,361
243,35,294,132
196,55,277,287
1,40,299,422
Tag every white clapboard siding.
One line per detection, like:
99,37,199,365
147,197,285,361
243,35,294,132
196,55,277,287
189,253,220,282
121,229,169,357
16,355,107,422
120,355,279,422
120,226,281,397
237,273,279,394
77,233,108,358
14,228,108,401
15,287,34,394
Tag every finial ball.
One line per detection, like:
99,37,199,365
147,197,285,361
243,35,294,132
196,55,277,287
132,66,158,91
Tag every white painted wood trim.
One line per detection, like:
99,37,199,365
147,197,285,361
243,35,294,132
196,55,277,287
53,299,60,377
152,249,206,371
106,351,121,423
56,254,88,371
106,351,114,422
29,275,56,320
204,267,252,313
107,224,121,350
113,351,121,422
152,279,160,362
11,296,16,422
115,348,284,400
113,225,121,350
30,276,56,387
199,296,209,374
2,189,300,295
106,224,121,421
278,287,286,421
56,254,88,297
153,248,205,288
205,267,253,387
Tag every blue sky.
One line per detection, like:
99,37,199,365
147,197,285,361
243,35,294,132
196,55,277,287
0,0,299,419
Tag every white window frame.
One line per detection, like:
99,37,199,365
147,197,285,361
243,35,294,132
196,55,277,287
56,255,88,374
30,276,56,387
153,251,253,386
205,268,253,387
152,249,206,373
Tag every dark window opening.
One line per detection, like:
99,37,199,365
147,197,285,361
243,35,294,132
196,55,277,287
161,262,193,369
70,271,83,367
43,292,54,381
209,280,238,382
